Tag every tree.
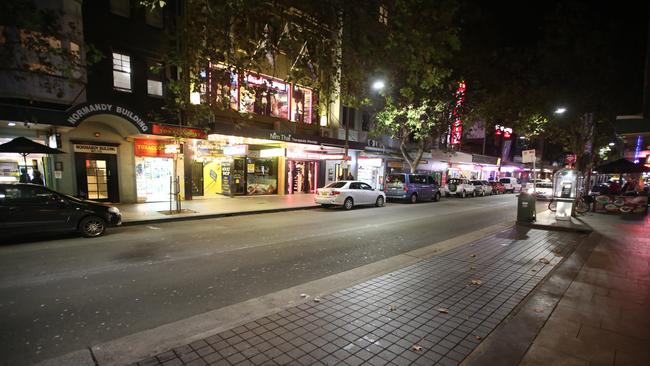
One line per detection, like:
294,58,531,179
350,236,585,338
367,0,462,172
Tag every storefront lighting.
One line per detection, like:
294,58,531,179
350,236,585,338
7,122,16,127
164,144,180,154
223,144,248,156
190,92,201,105
359,158,383,167
260,148,285,158
320,115,328,127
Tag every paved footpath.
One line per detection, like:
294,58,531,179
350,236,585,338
131,226,583,366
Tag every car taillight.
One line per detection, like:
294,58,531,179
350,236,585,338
331,191,341,196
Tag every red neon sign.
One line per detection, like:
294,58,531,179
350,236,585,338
450,81,466,145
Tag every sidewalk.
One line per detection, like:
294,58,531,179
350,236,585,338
128,224,585,366
518,212,650,366
116,194,318,225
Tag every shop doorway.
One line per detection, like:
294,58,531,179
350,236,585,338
191,161,204,196
231,158,246,195
287,160,317,194
135,156,174,202
75,153,119,202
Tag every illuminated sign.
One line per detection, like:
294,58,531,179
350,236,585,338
74,144,118,155
495,125,513,139
450,81,466,145
152,124,207,139
134,139,175,158
223,145,248,156
260,148,285,158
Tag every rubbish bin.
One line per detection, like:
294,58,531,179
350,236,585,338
517,193,536,223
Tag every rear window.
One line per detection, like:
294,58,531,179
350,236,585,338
471,181,482,185
410,175,428,184
499,178,510,184
386,174,406,184
535,182,552,188
325,182,346,188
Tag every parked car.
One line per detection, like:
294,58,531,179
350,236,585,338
499,177,522,193
315,181,386,210
523,181,554,200
384,173,441,203
0,183,122,237
444,178,476,198
488,181,506,194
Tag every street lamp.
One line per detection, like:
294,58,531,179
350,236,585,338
372,80,385,91
554,107,567,114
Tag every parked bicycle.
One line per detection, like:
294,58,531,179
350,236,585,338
548,196,590,214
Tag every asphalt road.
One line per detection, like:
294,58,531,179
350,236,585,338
0,194,534,365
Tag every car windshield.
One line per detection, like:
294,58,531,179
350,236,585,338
325,182,347,188
386,174,405,185
499,178,510,183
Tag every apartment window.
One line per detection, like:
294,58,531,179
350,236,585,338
145,6,163,28
112,52,132,92
110,0,130,17
379,5,388,25
69,42,80,62
362,112,370,131
147,61,163,96
341,106,356,129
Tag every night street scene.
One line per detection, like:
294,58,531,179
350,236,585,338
0,1,649,366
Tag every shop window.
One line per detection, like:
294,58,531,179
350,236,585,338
246,157,278,195
208,66,239,110
112,52,132,92
147,60,163,96
240,73,289,119
110,0,130,18
362,111,370,131
291,85,313,123
145,6,163,28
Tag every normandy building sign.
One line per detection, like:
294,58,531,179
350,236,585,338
67,102,149,133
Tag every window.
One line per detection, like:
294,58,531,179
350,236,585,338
291,85,312,123
362,112,370,131
379,5,388,25
360,183,373,190
2,186,56,204
147,61,163,96
350,182,361,190
341,106,356,128
240,73,289,119
110,0,130,17
70,42,80,62
112,52,131,92
145,6,163,28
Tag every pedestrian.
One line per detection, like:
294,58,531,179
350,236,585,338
346,172,354,180
19,168,30,183
31,170,45,185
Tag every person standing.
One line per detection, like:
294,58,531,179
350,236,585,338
31,170,45,185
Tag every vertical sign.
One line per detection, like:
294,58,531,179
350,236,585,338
450,81,466,146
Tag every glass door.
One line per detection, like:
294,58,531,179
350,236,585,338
85,159,109,200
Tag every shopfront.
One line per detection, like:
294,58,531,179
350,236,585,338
0,135,51,184
358,157,384,190
134,138,176,202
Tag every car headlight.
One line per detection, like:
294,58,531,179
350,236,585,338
108,206,120,214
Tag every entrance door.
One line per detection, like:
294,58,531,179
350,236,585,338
191,161,204,196
75,153,119,202
288,160,317,194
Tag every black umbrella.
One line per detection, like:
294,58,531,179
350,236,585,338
0,136,65,170
595,158,650,174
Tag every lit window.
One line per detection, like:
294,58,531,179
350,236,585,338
379,5,388,25
70,42,80,61
147,61,163,96
145,6,163,28
112,52,131,92
291,85,312,123
110,0,130,18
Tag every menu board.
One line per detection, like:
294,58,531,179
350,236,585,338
221,161,231,195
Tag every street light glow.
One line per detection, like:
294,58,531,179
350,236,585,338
372,80,385,91
608,142,615,146
554,107,567,114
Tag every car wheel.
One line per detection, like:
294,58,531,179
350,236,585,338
481,190,485,197
376,196,385,207
343,197,354,210
79,215,106,237
461,190,466,198
433,192,441,202
472,190,477,197
410,194,418,204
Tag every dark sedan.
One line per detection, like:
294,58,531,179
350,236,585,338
0,183,121,237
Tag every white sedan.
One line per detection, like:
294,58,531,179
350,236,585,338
315,181,386,210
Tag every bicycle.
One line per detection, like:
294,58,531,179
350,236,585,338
548,196,589,214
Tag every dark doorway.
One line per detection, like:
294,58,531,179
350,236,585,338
191,161,204,196
74,153,120,202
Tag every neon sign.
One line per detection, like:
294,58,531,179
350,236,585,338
450,81,466,145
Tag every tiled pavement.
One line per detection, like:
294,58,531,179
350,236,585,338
132,227,583,366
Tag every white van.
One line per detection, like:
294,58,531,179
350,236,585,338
499,177,522,193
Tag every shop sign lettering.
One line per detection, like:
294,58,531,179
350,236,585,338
269,132,318,145
134,139,174,157
152,124,207,139
73,144,118,154
67,103,149,133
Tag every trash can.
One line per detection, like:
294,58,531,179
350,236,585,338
517,193,536,223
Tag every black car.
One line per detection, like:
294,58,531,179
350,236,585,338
0,183,122,237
